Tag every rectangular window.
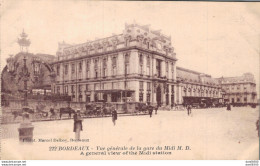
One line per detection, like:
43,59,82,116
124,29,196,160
112,66,116,76
147,56,150,76
79,61,82,72
112,57,117,66
166,94,169,105
85,84,89,91
95,69,98,78
71,63,75,74
79,94,82,102
64,86,68,94
103,58,107,67
156,59,161,77
139,93,143,102
147,82,151,91
166,61,169,78
57,65,60,76
171,85,174,93
125,54,130,75
166,84,169,93
94,59,98,68
94,59,99,78
71,85,75,93
139,54,143,75
171,63,174,79
103,68,107,77
86,60,90,78
147,56,150,66
139,54,143,64
139,65,143,75
78,85,82,93
125,64,129,75
244,97,247,102
139,81,144,90
65,64,68,75
103,58,107,77
146,93,150,103
86,95,90,102
112,57,117,76
125,54,130,63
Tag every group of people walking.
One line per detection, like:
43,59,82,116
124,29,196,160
73,103,160,139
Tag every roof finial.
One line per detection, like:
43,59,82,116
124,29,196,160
18,29,31,53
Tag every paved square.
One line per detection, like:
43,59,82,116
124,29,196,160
1,106,259,160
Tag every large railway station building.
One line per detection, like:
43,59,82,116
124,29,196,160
51,23,225,106
2,23,257,107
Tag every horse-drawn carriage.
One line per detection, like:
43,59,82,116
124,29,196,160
34,104,49,119
134,102,155,114
83,103,113,117
12,104,50,121
12,106,35,121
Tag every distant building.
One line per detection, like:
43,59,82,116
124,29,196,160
217,73,257,105
176,67,223,105
1,52,55,97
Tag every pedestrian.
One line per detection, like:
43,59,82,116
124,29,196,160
73,110,83,140
227,103,231,111
155,104,158,115
111,107,117,126
187,104,192,116
147,103,153,118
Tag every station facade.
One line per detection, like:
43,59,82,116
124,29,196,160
50,23,256,106
176,67,223,105
52,23,178,106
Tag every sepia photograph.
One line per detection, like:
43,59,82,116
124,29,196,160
0,0,259,161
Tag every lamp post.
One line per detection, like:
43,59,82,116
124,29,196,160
18,29,31,106
17,29,34,143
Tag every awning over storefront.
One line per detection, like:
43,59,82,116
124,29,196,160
94,89,135,94
93,89,135,102
183,96,222,99
32,84,51,90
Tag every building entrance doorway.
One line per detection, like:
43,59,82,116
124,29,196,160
156,86,161,106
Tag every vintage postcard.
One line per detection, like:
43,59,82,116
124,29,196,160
0,0,259,160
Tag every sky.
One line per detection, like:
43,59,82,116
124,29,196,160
1,1,259,93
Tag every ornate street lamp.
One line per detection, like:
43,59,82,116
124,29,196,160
18,29,31,106
17,29,34,143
